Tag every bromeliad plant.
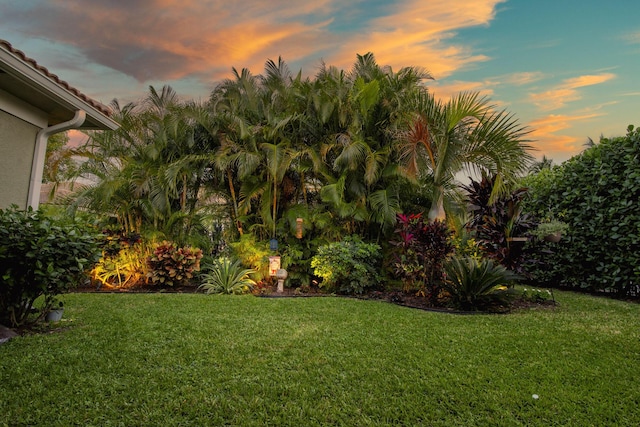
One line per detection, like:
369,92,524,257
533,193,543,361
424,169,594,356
198,257,257,295
146,241,203,286
389,213,454,299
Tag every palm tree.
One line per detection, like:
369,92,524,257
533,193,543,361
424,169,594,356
313,53,433,235
397,91,534,221
69,86,212,242
528,155,553,173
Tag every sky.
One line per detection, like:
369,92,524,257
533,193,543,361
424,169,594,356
1,0,639,163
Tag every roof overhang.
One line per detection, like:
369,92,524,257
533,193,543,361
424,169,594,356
0,41,119,131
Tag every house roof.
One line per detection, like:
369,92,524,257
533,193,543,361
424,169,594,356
0,39,119,130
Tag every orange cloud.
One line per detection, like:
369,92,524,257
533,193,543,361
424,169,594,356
7,0,507,89
23,0,340,82
527,113,602,160
328,0,506,78
563,74,616,89
501,72,545,86
530,73,616,111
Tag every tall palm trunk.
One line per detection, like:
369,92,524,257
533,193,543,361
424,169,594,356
227,169,243,235
428,188,446,221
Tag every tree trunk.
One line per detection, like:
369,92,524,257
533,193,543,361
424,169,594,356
428,190,446,221
227,169,242,235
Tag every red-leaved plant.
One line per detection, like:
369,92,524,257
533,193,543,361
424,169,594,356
389,213,454,301
147,241,203,286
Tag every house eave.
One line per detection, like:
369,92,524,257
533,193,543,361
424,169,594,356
0,43,119,131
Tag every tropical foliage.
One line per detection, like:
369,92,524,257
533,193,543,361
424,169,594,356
464,173,535,273
397,91,533,220
31,52,537,310
146,241,203,287
65,52,532,250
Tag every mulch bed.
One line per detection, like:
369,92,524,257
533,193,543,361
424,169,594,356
257,287,556,314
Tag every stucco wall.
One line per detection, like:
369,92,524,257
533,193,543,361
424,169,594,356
0,110,38,209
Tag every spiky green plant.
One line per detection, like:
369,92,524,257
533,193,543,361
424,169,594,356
443,256,519,311
198,257,257,295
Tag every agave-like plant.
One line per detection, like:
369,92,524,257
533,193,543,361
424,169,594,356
443,256,519,311
198,257,257,295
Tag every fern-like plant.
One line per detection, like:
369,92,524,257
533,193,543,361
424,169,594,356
198,258,257,295
443,256,519,311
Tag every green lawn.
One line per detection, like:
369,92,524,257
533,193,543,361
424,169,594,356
1,291,639,426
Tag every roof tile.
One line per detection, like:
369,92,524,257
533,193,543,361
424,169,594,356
0,39,113,117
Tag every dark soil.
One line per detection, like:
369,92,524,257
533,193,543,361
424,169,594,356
256,286,557,314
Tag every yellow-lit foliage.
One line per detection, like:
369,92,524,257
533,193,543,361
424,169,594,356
229,234,270,282
91,242,153,289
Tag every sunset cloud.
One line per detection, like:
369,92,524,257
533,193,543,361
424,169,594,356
0,0,506,85
530,73,616,111
500,72,545,86
328,0,506,78
1,0,340,82
528,112,602,159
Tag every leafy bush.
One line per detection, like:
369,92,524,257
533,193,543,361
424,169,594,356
443,256,519,311
198,257,256,295
0,206,102,327
146,241,203,286
521,125,640,296
389,214,454,298
311,236,381,294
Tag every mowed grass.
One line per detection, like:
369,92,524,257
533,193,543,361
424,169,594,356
1,291,639,426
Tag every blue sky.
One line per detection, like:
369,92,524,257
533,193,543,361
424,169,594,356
1,0,638,162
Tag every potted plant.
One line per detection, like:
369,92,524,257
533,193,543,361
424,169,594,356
531,220,569,242
45,300,64,322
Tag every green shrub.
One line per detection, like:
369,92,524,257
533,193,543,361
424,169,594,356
146,241,203,286
521,125,640,296
443,256,519,311
311,236,381,294
198,257,256,295
0,206,102,327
